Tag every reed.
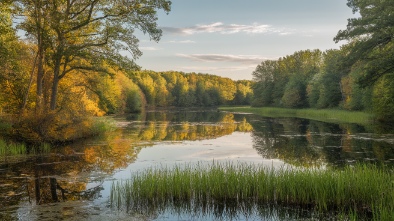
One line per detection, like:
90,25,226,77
0,139,51,156
91,117,117,135
0,139,27,156
111,163,393,220
8,142,27,155
219,106,374,125
0,139,6,155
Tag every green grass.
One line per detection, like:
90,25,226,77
91,117,117,135
0,139,7,155
219,106,374,125
111,163,393,220
0,139,51,156
0,139,27,156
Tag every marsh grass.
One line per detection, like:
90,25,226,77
219,106,374,125
0,139,51,156
111,163,393,220
0,139,7,155
91,117,117,135
0,139,27,156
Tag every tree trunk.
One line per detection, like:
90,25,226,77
50,58,61,110
50,178,59,202
36,47,45,112
21,52,38,111
50,72,59,111
35,2,45,113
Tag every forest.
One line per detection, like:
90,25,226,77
0,0,252,143
1,0,394,144
251,0,394,122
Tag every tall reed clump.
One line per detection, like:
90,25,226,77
91,117,117,135
0,139,27,156
0,139,7,155
0,139,51,156
111,163,393,220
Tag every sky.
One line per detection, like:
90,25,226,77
134,0,356,80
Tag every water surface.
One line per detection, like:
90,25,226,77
1,110,393,220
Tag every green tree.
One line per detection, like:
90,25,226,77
252,50,322,108
307,50,344,108
0,1,34,113
252,60,277,106
282,76,307,108
372,74,394,121
334,0,394,86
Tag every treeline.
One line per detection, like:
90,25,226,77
252,0,394,122
252,49,368,110
128,70,253,108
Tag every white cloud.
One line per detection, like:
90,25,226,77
279,32,292,36
140,47,160,51
162,22,287,35
168,40,196,44
176,53,269,64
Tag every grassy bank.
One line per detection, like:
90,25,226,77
219,106,374,125
111,163,393,220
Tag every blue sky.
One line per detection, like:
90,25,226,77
135,0,356,80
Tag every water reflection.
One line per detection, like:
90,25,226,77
125,110,253,142
0,110,393,220
0,111,254,220
250,117,394,168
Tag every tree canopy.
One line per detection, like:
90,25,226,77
15,0,171,110
334,0,394,86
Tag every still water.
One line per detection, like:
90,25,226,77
1,110,393,220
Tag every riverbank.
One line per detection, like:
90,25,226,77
219,106,374,125
0,114,116,150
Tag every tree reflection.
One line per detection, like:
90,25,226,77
249,116,394,168
0,111,253,219
2,110,393,220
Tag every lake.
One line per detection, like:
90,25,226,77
1,110,393,220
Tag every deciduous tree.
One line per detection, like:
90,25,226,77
16,0,171,111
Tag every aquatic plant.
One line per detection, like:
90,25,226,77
0,139,6,155
0,139,52,156
111,162,393,220
0,140,27,156
91,117,117,135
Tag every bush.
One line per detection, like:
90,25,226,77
12,108,114,144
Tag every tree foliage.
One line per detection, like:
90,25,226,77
372,74,394,121
0,1,35,113
0,0,171,142
15,0,171,110
334,0,394,87
129,71,253,108
252,50,323,108
251,0,394,121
